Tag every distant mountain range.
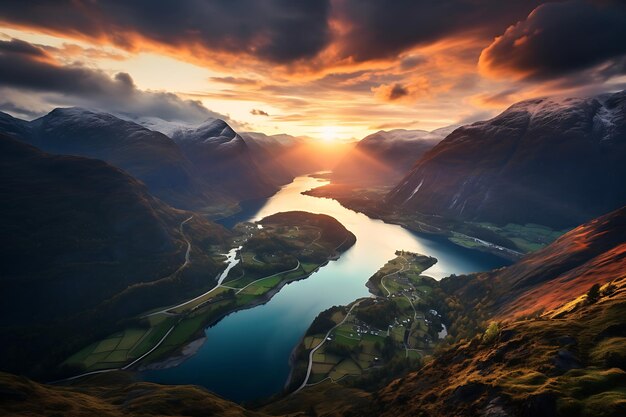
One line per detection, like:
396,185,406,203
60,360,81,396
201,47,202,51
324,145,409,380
332,126,457,186
388,90,626,228
0,108,234,212
0,133,230,376
0,109,308,215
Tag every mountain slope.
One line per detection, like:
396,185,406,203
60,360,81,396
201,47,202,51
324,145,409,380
171,119,279,201
369,213,626,417
239,132,296,185
0,133,230,376
439,206,626,329
0,108,231,212
332,126,454,185
388,90,626,228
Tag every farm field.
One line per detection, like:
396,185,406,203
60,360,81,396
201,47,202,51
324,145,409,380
293,251,445,387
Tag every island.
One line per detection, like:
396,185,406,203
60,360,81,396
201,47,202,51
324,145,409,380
287,251,445,392
61,211,356,375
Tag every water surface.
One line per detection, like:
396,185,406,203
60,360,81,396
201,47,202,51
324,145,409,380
142,175,510,402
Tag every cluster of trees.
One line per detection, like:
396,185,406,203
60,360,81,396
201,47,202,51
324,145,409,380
306,306,346,336
355,300,398,329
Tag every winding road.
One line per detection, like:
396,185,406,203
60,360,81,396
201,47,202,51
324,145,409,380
293,298,366,394
379,255,408,296
235,260,301,294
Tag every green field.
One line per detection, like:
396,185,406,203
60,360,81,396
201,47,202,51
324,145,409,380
296,251,441,386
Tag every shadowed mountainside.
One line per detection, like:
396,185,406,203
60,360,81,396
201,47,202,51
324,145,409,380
0,133,230,377
0,108,233,212
171,119,280,201
388,90,626,228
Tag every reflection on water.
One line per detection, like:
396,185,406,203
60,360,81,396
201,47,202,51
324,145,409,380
141,175,510,402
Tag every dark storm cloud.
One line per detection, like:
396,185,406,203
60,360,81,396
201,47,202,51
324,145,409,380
0,0,331,63
0,38,47,57
332,0,543,61
480,1,626,79
0,38,231,123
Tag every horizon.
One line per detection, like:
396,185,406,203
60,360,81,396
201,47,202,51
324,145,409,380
1,1,625,142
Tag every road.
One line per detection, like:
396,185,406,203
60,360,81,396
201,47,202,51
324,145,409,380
293,298,366,394
235,260,301,294
380,255,408,296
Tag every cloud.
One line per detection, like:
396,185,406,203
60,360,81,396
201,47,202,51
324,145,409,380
0,38,234,124
332,0,542,61
479,1,626,80
372,78,430,102
369,120,420,130
471,88,522,108
251,108,269,116
210,76,260,85
0,0,331,64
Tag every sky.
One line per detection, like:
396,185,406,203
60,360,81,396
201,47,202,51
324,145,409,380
0,0,625,142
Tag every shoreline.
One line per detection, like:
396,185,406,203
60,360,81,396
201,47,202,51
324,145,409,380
301,187,522,262
132,248,349,372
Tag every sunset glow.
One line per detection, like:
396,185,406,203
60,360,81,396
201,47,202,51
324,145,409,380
0,2,624,140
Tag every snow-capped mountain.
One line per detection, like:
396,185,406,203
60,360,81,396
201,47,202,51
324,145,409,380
169,119,280,200
388,90,626,228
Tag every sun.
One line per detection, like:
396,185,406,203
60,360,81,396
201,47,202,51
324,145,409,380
320,125,339,142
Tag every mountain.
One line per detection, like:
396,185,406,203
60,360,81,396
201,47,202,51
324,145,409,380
170,119,280,201
0,133,230,376
0,108,231,212
388,90,626,228
332,126,455,186
239,132,298,185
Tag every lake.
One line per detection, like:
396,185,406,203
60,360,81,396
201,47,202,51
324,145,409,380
141,175,510,403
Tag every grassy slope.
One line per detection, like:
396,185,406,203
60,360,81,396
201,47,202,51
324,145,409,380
369,276,626,417
0,371,265,417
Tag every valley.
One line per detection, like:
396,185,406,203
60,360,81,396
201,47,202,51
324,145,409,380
138,174,510,402
62,211,356,376
1,4,625,416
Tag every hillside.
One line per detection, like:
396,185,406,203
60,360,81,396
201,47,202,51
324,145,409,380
368,272,626,417
0,108,233,213
388,90,626,228
0,134,230,377
332,126,454,186
0,371,264,417
435,206,626,338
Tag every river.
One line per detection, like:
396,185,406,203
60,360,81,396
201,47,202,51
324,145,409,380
141,175,510,403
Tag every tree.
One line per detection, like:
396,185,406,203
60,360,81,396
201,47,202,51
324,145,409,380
587,283,601,304
482,322,500,344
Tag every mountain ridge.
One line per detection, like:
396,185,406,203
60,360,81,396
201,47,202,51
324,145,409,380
388,90,626,228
